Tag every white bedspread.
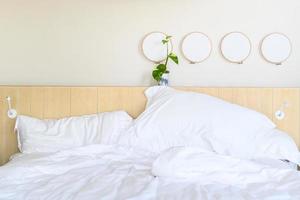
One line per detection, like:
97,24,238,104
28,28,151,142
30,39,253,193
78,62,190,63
0,145,299,200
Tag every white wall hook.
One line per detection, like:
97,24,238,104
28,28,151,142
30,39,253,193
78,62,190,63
6,96,17,119
275,110,285,120
275,101,289,120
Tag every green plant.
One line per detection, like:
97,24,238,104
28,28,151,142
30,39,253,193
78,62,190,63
152,36,179,82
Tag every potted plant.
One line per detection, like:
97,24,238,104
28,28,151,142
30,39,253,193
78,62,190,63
152,36,179,86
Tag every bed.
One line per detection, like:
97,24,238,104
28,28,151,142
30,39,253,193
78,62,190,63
1,144,299,200
0,86,299,200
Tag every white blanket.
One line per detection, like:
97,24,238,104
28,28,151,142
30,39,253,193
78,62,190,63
0,145,300,200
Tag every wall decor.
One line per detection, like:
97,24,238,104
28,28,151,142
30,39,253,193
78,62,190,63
142,32,173,63
220,32,251,64
181,32,212,64
260,33,292,65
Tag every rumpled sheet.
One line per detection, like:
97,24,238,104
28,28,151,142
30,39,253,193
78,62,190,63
0,145,299,200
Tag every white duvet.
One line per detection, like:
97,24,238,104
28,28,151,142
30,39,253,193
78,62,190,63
0,145,300,200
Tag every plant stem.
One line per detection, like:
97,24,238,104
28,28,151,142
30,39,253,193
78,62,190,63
164,41,169,70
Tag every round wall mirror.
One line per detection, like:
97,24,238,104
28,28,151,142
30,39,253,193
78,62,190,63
220,32,251,64
181,32,212,64
260,33,292,65
142,32,172,63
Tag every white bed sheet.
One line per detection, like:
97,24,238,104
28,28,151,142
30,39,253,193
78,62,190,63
0,144,299,200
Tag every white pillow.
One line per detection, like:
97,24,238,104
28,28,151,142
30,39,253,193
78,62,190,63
15,111,132,153
253,129,300,165
119,86,276,158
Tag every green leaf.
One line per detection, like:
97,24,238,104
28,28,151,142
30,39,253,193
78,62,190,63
152,69,164,82
152,70,160,81
156,64,166,73
162,36,172,44
168,53,179,64
162,39,168,44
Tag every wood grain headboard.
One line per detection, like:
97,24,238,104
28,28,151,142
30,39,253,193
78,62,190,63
1,86,299,165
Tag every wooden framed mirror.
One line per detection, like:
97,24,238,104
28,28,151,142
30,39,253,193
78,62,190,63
220,32,251,64
142,32,173,63
260,33,292,65
181,32,212,64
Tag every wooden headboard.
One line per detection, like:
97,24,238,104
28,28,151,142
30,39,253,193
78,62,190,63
0,86,299,165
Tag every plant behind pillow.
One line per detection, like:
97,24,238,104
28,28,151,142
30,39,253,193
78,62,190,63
152,36,179,84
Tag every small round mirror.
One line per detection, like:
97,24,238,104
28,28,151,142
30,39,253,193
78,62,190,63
260,33,292,65
181,32,212,64
220,32,251,64
142,32,172,63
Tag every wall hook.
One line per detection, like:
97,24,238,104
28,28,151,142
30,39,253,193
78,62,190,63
6,96,17,119
275,101,289,120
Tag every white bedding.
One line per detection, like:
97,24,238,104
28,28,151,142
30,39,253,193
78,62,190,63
0,145,300,200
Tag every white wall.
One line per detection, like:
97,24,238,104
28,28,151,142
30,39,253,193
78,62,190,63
0,0,299,87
